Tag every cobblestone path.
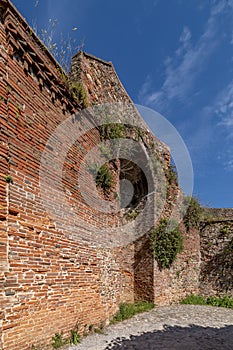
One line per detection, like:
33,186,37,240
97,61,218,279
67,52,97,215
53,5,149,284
69,305,233,350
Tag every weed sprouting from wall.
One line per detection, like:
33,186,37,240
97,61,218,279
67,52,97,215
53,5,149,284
96,164,114,193
31,2,80,72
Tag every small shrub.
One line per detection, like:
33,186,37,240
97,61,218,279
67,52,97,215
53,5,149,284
166,164,178,185
220,225,230,236
96,164,114,193
150,219,183,269
100,121,125,141
111,301,154,323
69,328,80,345
88,162,114,193
135,126,143,141
126,210,138,220
71,82,88,108
183,196,203,230
206,295,233,308
52,332,65,349
181,295,206,305
5,175,13,184
181,294,233,309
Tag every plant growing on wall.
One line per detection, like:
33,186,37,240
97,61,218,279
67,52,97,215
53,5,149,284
99,119,125,141
183,196,203,230
96,164,114,193
89,163,114,194
150,219,183,269
52,332,65,348
5,175,13,184
70,82,88,108
32,11,79,73
69,323,81,345
166,164,178,186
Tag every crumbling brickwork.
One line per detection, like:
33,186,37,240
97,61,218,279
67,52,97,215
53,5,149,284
0,1,203,349
0,2,134,349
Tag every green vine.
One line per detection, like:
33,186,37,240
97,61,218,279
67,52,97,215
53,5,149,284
150,219,183,269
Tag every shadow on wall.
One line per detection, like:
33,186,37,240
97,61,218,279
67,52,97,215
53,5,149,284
201,242,233,294
105,324,233,350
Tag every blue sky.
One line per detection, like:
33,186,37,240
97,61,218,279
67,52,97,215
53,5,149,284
11,0,233,208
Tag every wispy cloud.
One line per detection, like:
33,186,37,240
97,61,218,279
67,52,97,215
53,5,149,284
138,0,232,111
215,81,233,133
217,146,233,171
225,159,233,170
202,80,233,171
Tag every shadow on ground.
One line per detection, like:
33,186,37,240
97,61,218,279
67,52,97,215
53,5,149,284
105,324,233,350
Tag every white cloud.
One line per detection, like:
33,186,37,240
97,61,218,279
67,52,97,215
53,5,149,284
225,158,233,170
215,81,233,130
201,80,233,171
138,0,232,111
179,26,192,45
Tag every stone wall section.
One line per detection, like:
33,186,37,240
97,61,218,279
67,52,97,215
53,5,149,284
200,208,233,297
153,225,200,305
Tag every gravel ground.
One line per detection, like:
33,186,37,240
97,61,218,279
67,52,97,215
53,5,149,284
68,305,233,350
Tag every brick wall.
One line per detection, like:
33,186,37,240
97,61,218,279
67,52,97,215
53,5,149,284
0,1,203,349
0,2,134,349
0,7,9,347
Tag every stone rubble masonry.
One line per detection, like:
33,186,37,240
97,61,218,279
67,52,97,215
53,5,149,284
0,1,229,350
200,208,233,297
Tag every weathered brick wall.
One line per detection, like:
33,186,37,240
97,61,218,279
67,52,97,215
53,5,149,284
200,208,233,297
153,224,200,305
0,7,9,347
70,51,170,160
70,54,202,307
0,1,203,349
0,2,134,349
134,224,200,306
